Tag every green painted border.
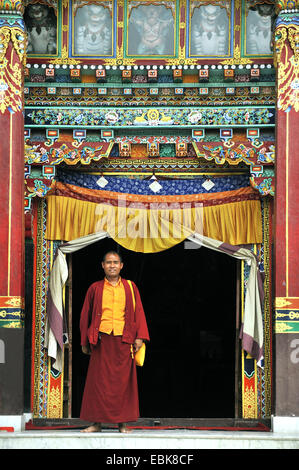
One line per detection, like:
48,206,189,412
24,104,276,129
0,309,25,328
24,104,276,110
275,321,299,333
24,81,276,89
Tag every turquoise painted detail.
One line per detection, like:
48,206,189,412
25,106,275,128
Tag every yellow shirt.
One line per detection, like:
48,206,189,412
99,277,126,336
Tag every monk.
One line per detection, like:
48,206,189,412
79,251,149,433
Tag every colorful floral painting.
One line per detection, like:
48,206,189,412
25,106,275,128
25,141,113,165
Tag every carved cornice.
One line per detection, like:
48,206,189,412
276,0,299,14
0,0,24,15
274,11,299,111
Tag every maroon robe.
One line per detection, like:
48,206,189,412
79,278,149,424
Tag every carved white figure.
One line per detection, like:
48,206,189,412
74,4,112,56
24,3,57,55
246,4,275,55
129,4,174,55
191,5,229,56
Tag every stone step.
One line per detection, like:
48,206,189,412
1,429,299,450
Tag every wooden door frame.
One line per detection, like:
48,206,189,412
235,260,241,418
63,252,242,421
63,254,73,418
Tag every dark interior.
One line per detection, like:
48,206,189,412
71,238,237,419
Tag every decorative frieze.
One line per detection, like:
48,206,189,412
25,106,275,128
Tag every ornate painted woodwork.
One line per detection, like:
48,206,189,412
0,1,25,325
0,0,26,418
0,0,284,421
273,3,299,415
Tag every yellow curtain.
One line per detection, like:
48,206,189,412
45,185,262,251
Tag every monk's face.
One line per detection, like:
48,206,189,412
102,253,123,278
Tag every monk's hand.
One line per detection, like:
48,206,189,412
134,338,143,353
82,345,91,355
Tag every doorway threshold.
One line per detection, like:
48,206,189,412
26,418,271,432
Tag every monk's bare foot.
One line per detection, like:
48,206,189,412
81,423,102,433
118,423,132,433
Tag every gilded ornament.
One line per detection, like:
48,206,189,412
0,49,23,114
49,46,82,65
0,309,23,318
0,23,26,64
275,297,292,308
288,26,299,61
275,322,294,333
274,24,299,112
48,385,62,418
276,310,299,319
4,296,24,307
0,27,11,62
0,0,24,14
243,385,257,419
1,321,23,328
220,45,253,65
276,1,299,14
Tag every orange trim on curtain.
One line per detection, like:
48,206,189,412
47,181,259,207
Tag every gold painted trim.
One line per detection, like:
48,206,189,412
82,171,249,176
0,309,23,318
47,240,64,418
8,113,12,295
0,296,24,308
276,311,299,320
32,200,44,418
275,297,292,308
286,112,289,296
275,322,294,333
47,383,64,418
221,44,253,65
263,198,272,417
241,254,258,419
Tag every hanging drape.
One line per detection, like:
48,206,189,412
45,231,264,372
45,231,109,372
44,180,264,371
45,181,262,248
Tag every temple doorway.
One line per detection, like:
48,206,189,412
70,238,238,420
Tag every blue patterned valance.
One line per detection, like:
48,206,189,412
56,169,249,195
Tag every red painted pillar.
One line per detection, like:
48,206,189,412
274,5,299,423
0,2,26,430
